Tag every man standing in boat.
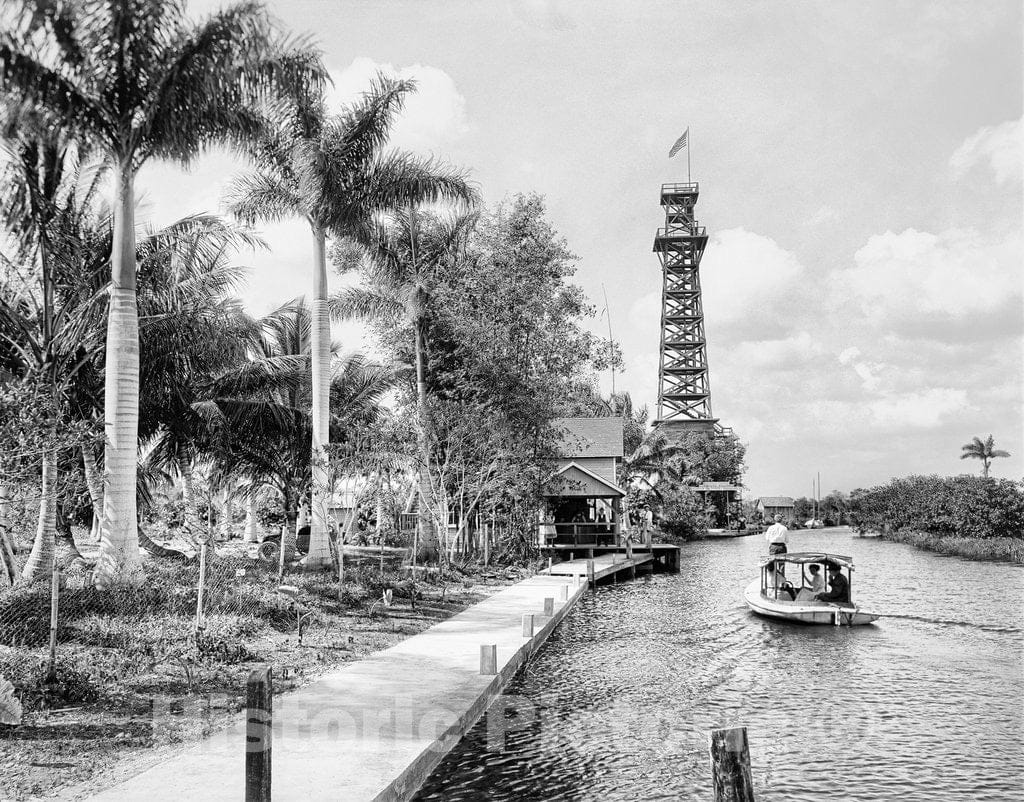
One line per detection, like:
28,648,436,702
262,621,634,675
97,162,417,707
764,514,789,556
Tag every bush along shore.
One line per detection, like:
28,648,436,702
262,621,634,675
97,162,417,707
849,475,1024,564
0,544,528,801
876,528,1024,564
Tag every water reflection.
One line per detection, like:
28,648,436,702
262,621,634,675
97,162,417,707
415,529,1024,801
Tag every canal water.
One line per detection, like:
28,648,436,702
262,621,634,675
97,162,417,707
415,528,1024,801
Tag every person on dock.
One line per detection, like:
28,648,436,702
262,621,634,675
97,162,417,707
815,564,850,604
764,514,789,556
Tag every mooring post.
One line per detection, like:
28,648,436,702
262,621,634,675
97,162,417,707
547,556,552,572
245,666,272,802
480,644,497,675
522,614,534,637
543,597,554,616
709,726,755,802
559,585,569,601
586,559,595,586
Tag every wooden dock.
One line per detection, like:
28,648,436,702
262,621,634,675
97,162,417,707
543,552,654,584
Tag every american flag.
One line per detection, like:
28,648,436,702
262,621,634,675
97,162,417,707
668,128,689,158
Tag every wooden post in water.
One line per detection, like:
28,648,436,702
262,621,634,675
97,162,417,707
543,597,554,616
586,559,595,587
246,666,272,802
522,614,534,637
480,644,497,675
709,726,755,802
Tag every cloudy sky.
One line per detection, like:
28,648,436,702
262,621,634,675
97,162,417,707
143,0,1023,498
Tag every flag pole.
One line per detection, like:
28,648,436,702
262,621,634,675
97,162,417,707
687,130,691,183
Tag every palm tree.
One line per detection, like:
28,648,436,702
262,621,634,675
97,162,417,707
206,300,393,555
0,0,324,587
0,114,109,581
960,435,1011,479
227,76,474,566
333,208,477,559
136,217,260,545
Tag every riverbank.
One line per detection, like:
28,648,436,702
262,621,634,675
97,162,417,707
879,529,1024,564
86,572,586,802
0,554,527,801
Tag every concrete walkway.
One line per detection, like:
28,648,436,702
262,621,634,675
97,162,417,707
90,574,586,802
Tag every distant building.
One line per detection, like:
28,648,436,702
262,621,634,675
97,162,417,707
756,496,795,520
540,417,625,548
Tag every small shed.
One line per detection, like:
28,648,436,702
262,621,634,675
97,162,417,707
756,496,795,521
539,417,625,548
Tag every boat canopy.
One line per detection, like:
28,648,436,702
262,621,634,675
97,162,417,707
758,552,855,569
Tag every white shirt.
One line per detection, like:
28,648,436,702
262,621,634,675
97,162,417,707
765,522,789,545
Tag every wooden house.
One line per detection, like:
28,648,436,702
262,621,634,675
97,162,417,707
539,417,625,548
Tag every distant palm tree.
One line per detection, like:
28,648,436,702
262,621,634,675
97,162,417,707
229,78,474,565
333,209,477,559
960,435,1011,478
0,0,324,587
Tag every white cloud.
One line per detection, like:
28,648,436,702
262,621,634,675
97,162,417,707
700,228,806,331
867,388,973,429
950,117,1023,184
840,227,1022,320
327,58,472,154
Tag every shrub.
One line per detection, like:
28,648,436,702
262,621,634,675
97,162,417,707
0,647,101,711
659,484,707,541
849,475,1024,540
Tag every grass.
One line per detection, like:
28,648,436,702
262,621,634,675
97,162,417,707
881,529,1024,564
0,545,522,800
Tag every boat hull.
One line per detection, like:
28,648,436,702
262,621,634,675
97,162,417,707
744,579,879,626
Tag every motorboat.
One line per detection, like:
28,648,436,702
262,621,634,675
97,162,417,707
744,552,879,626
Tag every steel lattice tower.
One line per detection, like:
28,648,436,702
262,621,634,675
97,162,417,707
653,182,719,436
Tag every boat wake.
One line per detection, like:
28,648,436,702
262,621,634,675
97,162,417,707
883,612,1023,635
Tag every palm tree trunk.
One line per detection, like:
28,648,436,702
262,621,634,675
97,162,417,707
306,224,333,569
81,444,103,541
244,493,260,544
0,483,16,585
179,461,204,544
22,449,56,582
95,163,141,588
55,505,84,566
414,319,437,560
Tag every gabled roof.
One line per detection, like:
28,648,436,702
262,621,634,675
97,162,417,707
543,461,625,498
552,417,624,459
758,496,794,507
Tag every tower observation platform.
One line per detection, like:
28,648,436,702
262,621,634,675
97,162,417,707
652,181,729,439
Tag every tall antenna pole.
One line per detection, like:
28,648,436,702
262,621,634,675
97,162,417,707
602,283,615,396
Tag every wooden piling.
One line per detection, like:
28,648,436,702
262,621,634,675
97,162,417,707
586,559,595,586
245,666,273,802
543,597,554,616
521,614,534,637
709,726,755,802
480,644,497,675
559,585,569,601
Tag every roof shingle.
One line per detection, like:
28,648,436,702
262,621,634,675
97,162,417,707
552,417,624,458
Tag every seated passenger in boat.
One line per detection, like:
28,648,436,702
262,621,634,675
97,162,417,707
815,564,850,604
768,561,796,600
795,564,825,601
